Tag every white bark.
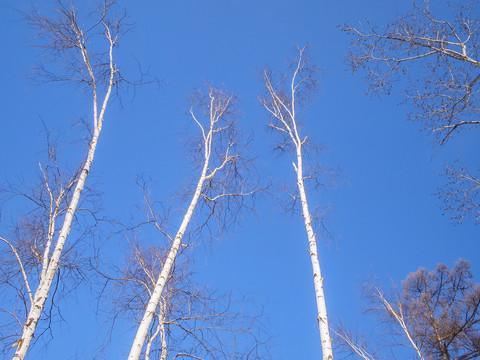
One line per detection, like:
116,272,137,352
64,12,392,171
372,286,425,360
128,93,222,360
262,46,333,360
294,144,333,360
145,301,167,360
12,19,116,360
13,134,99,360
128,161,208,360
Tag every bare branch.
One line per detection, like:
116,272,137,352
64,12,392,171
332,327,377,360
438,163,480,223
344,1,480,143
344,0,480,224
369,284,425,360
0,237,33,306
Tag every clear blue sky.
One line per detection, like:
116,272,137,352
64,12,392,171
0,0,479,359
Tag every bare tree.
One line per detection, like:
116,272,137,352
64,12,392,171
127,85,258,360
0,2,127,358
0,133,101,356
336,259,480,360
259,46,333,360
343,0,480,223
99,240,269,360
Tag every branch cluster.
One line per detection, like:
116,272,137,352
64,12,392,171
25,0,125,90
439,163,480,224
187,86,260,237
344,1,480,144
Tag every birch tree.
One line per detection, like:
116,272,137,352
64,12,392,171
0,134,99,355
100,240,269,360
127,85,258,360
343,0,480,223
259,46,333,360
0,2,125,358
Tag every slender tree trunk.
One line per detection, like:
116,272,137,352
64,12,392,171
13,131,101,360
13,39,113,358
261,45,333,359
127,153,210,360
295,144,333,360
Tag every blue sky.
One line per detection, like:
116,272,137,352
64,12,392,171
0,0,479,359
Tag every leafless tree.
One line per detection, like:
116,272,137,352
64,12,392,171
0,135,100,356
98,239,270,360
259,45,334,360
335,259,480,360
127,85,259,360
343,0,480,223
0,1,128,358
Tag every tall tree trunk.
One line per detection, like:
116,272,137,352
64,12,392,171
295,144,333,360
13,131,102,360
127,138,211,360
260,46,334,359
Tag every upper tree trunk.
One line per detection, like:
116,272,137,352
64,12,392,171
295,144,333,360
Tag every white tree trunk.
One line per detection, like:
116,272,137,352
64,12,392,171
295,145,333,360
261,46,333,359
11,18,117,358
12,131,101,360
127,154,210,360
